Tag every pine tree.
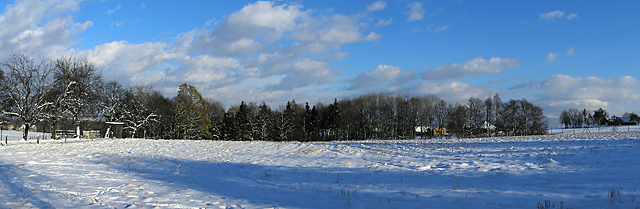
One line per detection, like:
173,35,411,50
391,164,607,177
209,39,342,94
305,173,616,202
237,101,253,140
256,102,272,141
175,83,212,139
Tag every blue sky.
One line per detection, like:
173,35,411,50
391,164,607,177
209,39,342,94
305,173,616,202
1,0,638,127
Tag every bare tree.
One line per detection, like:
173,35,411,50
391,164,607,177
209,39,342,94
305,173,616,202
0,53,55,140
53,56,103,137
206,98,225,140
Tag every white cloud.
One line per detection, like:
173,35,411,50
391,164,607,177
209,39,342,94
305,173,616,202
349,64,404,90
317,14,380,44
407,2,425,21
534,75,640,101
0,0,396,107
408,81,495,104
108,3,121,14
112,20,126,27
489,78,503,83
431,8,444,17
566,13,578,20
547,47,575,62
531,75,640,121
375,18,393,28
0,0,88,58
191,1,378,59
547,52,558,62
226,1,305,33
566,47,575,56
267,58,339,90
428,24,449,32
364,32,381,41
421,57,519,80
79,40,182,79
367,1,387,12
539,10,565,21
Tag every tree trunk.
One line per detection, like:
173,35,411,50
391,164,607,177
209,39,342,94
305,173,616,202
23,123,29,141
51,123,57,140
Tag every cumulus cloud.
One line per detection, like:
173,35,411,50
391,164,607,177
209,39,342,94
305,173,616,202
566,47,575,56
547,52,558,62
79,40,182,77
190,1,308,57
265,59,339,90
0,0,89,58
375,18,393,28
407,2,425,21
531,75,640,118
407,81,495,104
108,3,121,14
547,47,575,63
0,0,397,107
167,55,245,85
540,10,577,21
367,1,386,12
428,24,449,32
348,64,415,90
191,1,379,58
539,10,565,21
421,57,519,80
533,75,640,101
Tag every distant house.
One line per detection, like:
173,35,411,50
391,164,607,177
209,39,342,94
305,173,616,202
415,126,431,136
415,126,447,137
610,116,639,126
476,121,496,136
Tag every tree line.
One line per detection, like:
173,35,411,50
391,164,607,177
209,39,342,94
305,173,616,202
212,93,548,141
0,53,548,141
559,108,639,128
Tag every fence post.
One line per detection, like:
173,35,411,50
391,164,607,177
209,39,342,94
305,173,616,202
37,135,40,144
5,135,7,146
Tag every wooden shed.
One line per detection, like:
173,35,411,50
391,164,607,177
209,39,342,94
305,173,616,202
105,122,124,138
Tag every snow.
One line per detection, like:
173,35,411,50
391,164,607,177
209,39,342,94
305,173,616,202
0,130,639,208
549,125,640,135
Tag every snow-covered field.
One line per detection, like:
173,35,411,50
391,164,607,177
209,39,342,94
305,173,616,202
1,131,639,208
549,125,640,135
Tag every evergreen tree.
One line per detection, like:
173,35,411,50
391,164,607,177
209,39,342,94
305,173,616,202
284,100,304,141
174,83,212,139
593,108,608,126
222,106,239,140
307,104,320,141
322,98,341,140
273,108,292,141
255,102,272,141
237,101,254,140
304,102,312,141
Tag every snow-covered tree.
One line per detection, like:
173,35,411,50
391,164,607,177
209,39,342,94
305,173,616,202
0,53,55,140
98,81,125,123
52,56,103,137
175,83,212,140
116,87,158,138
255,102,272,141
